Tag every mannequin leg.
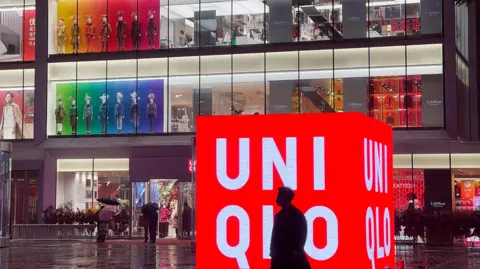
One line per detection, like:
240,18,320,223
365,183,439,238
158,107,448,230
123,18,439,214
148,114,153,133
86,117,91,135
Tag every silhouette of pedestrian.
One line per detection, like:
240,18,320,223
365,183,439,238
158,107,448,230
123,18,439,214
270,187,311,269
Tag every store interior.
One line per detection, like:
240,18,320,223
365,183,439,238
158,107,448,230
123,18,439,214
46,0,440,54
56,158,193,239
46,44,443,135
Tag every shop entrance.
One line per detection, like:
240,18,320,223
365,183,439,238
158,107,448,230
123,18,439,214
132,179,194,239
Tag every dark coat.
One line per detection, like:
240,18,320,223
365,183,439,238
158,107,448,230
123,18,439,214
270,204,311,269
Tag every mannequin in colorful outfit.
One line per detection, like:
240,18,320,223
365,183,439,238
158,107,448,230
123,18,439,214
83,94,93,135
85,15,96,53
99,94,109,135
70,16,80,53
0,92,23,139
131,13,141,50
56,18,66,54
146,11,156,50
55,98,66,135
68,97,77,135
100,15,112,52
116,11,127,51
130,92,140,130
115,92,124,134
147,91,157,133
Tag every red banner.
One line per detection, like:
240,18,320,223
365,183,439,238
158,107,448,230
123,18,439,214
23,10,36,61
196,113,394,269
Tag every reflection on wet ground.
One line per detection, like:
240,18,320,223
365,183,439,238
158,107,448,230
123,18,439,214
1,241,480,268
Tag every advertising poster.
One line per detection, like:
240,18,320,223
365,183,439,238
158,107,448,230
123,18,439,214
196,113,394,269
56,0,160,54
0,10,23,61
54,79,164,135
0,89,34,139
461,180,474,200
23,10,36,61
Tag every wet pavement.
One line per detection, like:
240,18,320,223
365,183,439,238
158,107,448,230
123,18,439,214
0,241,480,268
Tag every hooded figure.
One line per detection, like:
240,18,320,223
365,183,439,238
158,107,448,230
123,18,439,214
146,11,156,50
115,92,124,133
130,92,140,129
99,94,109,134
131,13,141,50
85,15,96,53
56,18,66,54
270,187,311,269
70,16,80,53
68,96,77,135
55,97,66,135
83,94,93,135
147,91,157,133
116,11,127,51
100,14,112,52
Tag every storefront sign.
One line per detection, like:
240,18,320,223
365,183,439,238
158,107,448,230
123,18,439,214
268,0,292,43
268,81,293,113
23,10,36,61
343,78,368,114
342,0,366,39
188,159,196,173
196,113,394,269
421,75,444,128
421,0,442,34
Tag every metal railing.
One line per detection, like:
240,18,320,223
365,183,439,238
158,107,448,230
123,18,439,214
12,224,96,240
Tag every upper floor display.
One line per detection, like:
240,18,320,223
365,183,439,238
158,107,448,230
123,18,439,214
47,0,443,55
0,0,36,62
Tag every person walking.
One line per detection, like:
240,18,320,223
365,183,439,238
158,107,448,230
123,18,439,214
270,187,311,269
142,206,158,243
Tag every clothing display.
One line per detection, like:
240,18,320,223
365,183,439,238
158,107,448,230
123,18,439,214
70,16,80,53
85,15,96,53
131,14,141,50
147,91,157,133
130,92,140,129
116,12,127,51
100,15,112,52
115,92,125,134
56,19,66,54
68,97,77,135
99,94,109,135
146,11,157,50
83,94,93,135
55,98,66,135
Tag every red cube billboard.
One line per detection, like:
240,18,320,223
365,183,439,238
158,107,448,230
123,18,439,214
196,113,394,269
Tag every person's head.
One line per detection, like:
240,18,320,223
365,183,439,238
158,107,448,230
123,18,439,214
59,18,64,25
276,187,294,207
134,14,138,20
102,16,107,23
87,17,92,24
180,30,184,35
5,92,13,103
254,112,260,115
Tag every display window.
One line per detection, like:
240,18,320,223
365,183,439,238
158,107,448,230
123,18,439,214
47,44,443,136
0,69,35,140
0,0,36,62
47,0,442,55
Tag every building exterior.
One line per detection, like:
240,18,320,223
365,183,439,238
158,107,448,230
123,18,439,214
0,0,478,241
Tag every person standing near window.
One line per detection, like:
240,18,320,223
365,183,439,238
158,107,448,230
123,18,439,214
0,92,23,139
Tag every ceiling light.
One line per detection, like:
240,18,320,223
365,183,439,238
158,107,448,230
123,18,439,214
0,5,35,12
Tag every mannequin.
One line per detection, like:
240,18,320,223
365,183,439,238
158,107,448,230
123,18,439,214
100,14,112,52
147,91,157,133
70,16,80,53
68,97,77,135
130,92,140,130
85,15,96,53
169,200,178,238
146,11,156,50
83,94,93,135
131,13,141,50
116,11,127,51
99,94,109,135
55,97,66,135
56,18,66,54
115,92,124,134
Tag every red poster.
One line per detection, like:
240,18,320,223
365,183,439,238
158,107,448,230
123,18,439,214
196,113,394,269
23,10,36,61
462,180,475,200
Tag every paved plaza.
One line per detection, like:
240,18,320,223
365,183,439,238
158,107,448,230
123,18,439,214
0,241,479,268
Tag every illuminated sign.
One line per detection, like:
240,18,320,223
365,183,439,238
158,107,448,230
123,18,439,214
188,159,196,173
196,113,394,269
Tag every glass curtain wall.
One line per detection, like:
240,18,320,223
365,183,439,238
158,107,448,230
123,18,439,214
0,0,36,62
0,146,12,246
47,43,444,137
47,0,442,55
